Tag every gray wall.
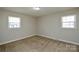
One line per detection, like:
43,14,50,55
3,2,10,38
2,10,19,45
0,10,36,44
38,9,79,44
0,11,3,43
0,8,79,45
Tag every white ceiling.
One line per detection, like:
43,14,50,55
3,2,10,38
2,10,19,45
1,7,76,17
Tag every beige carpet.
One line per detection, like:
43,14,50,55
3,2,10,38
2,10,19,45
0,36,79,52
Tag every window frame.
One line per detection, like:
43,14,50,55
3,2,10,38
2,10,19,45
8,16,21,28
61,15,76,29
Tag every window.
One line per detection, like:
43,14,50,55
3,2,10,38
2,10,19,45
62,15,76,28
8,16,21,28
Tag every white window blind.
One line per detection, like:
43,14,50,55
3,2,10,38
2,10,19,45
8,16,21,28
62,15,76,28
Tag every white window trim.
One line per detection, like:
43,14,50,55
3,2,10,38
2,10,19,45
8,16,21,28
61,15,76,29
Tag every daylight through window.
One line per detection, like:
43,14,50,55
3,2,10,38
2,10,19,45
8,16,21,28
62,15,76,28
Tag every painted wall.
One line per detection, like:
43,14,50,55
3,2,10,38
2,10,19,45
0,11,3,43
38,9,79,44
0,8,79,45
0,10,36,44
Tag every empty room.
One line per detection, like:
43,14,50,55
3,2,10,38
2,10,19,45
0,7,79,52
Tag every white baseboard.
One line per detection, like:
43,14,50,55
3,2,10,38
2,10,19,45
0,34,79,46
38,35,79,45
0,35,36,45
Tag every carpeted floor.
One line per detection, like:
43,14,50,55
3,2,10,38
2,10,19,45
0,36,79,52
